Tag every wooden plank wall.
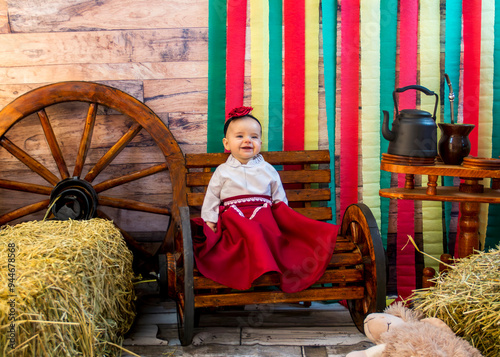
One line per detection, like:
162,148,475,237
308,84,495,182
0,0,212,242
0,0,208,137
0,1,333,244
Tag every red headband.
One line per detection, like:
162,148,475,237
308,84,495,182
226,106,253,119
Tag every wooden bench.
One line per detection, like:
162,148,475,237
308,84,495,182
0,82,384,346
160,149,386,345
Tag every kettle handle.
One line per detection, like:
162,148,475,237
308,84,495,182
393,85,439,121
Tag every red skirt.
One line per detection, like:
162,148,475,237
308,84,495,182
191,195,339,293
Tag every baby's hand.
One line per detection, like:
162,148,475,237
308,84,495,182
206,221,217,232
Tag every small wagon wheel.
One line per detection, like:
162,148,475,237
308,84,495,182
175,206,195,346
341,203,386,333
0,81,187,260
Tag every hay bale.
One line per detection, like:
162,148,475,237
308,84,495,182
410,247,500,357
0,219,136,356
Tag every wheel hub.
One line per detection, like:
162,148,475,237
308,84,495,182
50,178,98,220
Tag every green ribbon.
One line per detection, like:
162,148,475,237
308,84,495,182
321,0,337,223
208,0,227,153
443,1,462,254
379,0,398,248
268,0,283,152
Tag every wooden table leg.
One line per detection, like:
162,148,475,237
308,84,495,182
426,175,438,195
457,178,483,258
457,201,480,258
405,174,414,189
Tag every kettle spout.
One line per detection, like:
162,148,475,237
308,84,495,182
382,110,395,141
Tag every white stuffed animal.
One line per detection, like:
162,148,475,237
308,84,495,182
346,302,482,357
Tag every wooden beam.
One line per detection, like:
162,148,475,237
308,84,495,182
194,287,365,308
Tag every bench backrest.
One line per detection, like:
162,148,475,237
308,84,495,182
184,150,333,221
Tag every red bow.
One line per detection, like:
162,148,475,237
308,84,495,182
227,106,253,119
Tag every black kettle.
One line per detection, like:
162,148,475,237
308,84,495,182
382,85,438,158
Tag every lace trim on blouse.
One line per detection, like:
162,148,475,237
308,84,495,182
223,196,272,207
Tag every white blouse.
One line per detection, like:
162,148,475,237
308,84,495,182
201,154,288,223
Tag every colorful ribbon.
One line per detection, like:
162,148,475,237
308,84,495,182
207,0,227,153
478,1,495,248
267,0,283,152
419,0,443,271
322,0,338,223
206,0,500,300
304,0,320,151
250,0,269,149
340,0,360,215
379,0,398,251
360,1,381,228
396,0,418,299
225,0,247,114
486,1,500,251
283,0,305,151
443,0,462,257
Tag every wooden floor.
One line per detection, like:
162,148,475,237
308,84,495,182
122,282,374,357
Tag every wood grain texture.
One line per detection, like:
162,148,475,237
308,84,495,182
0,29,208,67
144,78,208,113
381,161,500,178
123,284,373,356
0,82,186,249
8,0,208,33
0,62,208,85
0,81,144,107
0,0,9,33
185,150,330,168
242,326,367,347
168,112,208,154
193,287,365,309
379,186,500,204
193,268,363,290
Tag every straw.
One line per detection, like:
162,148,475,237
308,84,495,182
410,247,500,356
0,219,137,356
444,73,455,124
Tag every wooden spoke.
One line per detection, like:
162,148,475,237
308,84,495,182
0,199,50,226
0,179,52,195
84,122,143,183
0,82,186,267
98,195,170,215
73,103,98,177
0,137,59,186
350,221,368,255
38,109,70,179
93,162,168,193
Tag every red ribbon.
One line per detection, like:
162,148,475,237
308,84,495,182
225,0,248,116
462,1,481,155
456,0,482,256
339,0,360,214
283,0,305,151
396,0,418,300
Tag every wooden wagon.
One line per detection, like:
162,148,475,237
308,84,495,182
0,81,386,346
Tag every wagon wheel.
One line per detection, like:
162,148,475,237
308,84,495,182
341,203,386,333
176,206,195,345
0,81,187,262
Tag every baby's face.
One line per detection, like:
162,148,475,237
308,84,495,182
223,116,262,164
